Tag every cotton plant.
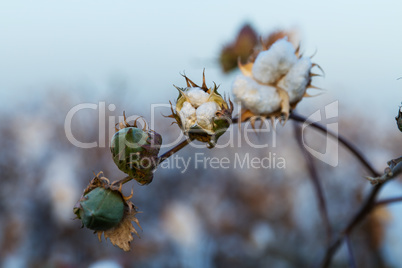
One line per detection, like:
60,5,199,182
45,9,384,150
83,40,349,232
72,46,317,251
232,38,321,126
72,28,396,267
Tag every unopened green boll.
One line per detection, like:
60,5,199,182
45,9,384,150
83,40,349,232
74,187,125,231
110,119,162,185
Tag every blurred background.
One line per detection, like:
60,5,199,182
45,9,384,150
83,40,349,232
1,0,402,267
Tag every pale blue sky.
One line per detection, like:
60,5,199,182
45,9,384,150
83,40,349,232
1,0,402,127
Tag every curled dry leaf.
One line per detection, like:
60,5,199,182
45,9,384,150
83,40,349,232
97,202,142,252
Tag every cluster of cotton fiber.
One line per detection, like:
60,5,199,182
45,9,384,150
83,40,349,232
178,88,220,133
232,38,312,117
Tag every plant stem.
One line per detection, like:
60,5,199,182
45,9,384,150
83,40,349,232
318,183,384,268
157,138,192,165
375,196,402,206
287,111,384,268
113,175,133,186
289,112,379,177
118,111,379,186
293,122,332,244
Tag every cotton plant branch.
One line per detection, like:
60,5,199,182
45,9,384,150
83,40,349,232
376,196,402,206
157,138,192,165
110,110,389,267
318,156,402,267
289,113,379,177
288,112,386,268
318,183,384,268
292,121,332,244
366,156,402,185
77,35,399,258
116,112,380,187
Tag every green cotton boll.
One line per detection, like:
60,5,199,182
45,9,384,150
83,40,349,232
110,127,162,184
111,127,148,161
77,187,125,231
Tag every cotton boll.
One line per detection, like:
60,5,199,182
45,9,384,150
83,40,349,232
179,101,197,130
252,39,297,84
186,88,210,108
173,72,233,147
279,57,312,103
196,102,219,131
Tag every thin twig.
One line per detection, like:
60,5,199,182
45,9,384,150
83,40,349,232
318,184,384,268
366,156,402,185
293,121,332,244
157,138,192,165
113,175,133,186
345,235,357,268
234,113,379,177
289,112,379,177
376,196,402,207
285,112,381,268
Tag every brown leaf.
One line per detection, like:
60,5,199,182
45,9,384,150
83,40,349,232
96,203,141,251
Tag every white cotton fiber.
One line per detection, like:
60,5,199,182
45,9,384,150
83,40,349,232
252,39,297,84
196,102,219,130
179,101,197,130
232,75,281,115
278,57,312,102
186,88,210,108
256,84,281,114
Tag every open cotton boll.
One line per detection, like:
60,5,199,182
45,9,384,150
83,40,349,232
186,88,210,108
252,39,297,84
279,57,312,103
196,101,219,130
179,101,197,130
232,75,281,114
172,72,233,147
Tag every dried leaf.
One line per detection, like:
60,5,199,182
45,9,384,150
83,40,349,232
96,203,141,252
